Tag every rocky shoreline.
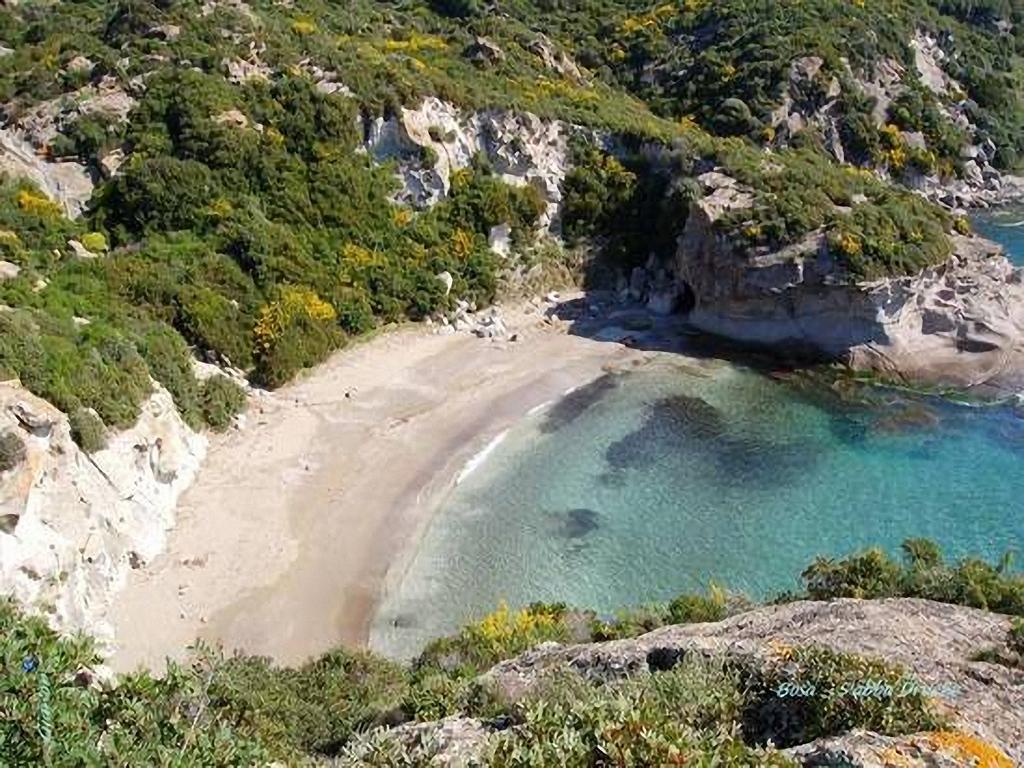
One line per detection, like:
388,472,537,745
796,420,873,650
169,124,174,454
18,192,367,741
349,598,1023,766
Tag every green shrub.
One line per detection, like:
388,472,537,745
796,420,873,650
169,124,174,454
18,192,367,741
137,323,203,427
0,430,26,472
1009,619,1024,657
199,375,247,431
199,648,409,760
252,287,344,388
484,660,790,767
741,645,942,747
802,548,904,599
69,408,106,453
0,600,269,765
417,602,571,675
801,538,1024,615
668,584,729,624
100,157,221,240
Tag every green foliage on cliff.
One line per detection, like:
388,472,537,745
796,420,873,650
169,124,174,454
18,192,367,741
6,540,1005,766
0,430,25,472
0,0,1018,434
802,537,1024,613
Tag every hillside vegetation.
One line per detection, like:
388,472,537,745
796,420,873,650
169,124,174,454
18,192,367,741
1,540,1021,765
0,0,1020,441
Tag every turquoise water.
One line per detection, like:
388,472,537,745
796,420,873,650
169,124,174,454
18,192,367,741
371,220,1024,659
974,205,1024,265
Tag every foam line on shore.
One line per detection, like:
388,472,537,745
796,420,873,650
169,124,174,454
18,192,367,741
456,430,509,485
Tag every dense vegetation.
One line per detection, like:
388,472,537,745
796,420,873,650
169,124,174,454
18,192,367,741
1,539,1020,765
0,0,1017,442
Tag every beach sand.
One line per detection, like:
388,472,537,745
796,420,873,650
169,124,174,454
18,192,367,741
109,295,650,672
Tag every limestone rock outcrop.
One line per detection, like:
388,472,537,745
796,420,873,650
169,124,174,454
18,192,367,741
0,382,206,644
343,599,1021,766
676,171,1024,394
0,129,94,218
364,97,571,232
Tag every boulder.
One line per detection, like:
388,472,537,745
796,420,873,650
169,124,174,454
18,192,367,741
68,239,100,260
647,285,678,316
436,270,454,297
463,36,505,66
628,266,647,301
526,34,586,83
9,401,54,437
99,147,126,178
0,129,93,218
0,260,19,281
962,160,984,187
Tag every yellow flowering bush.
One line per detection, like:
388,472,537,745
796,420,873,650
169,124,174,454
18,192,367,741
457,602,568,667
291,19,318,35
449,228,476,259
80,232,109,252
252,287,340,386
16,189,62,218
253,287,336,353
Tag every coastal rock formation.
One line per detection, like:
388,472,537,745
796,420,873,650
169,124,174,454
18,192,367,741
0,382,206,643
676,171,1024,393
0,129,94,218
364,97,571,231
350,599,1021,766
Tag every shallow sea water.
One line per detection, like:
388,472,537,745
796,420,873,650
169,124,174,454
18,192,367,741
371,217,1024,659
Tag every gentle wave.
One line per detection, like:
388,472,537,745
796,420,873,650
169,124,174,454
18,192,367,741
455,430,509,485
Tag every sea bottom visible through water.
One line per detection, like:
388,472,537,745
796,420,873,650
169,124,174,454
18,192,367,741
371,359,1024,658
370,212,1024,660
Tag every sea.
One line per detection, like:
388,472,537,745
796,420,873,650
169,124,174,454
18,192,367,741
370,209,1024,658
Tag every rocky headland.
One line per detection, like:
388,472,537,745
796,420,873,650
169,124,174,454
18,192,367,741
677,170,1024,395
344,598,1023,766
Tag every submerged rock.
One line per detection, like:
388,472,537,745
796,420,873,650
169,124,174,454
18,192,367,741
562,508,600,539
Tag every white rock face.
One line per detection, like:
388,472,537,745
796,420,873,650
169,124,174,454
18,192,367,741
0,129,94,218
365,97,571,232
0,382,206,644
910,31,954,95
676,172,1024,394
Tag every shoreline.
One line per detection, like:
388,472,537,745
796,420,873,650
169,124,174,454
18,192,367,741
108,295,653,672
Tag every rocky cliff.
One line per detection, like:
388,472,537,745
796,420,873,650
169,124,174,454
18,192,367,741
0,381,205,643
364,96,572,233
346,599,1022,766
676,171,1024,394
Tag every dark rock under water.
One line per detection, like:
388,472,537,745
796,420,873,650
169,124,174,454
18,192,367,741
561,508,600,539
541,374,619,433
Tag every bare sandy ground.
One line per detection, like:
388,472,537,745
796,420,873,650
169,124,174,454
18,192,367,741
109,296,650,672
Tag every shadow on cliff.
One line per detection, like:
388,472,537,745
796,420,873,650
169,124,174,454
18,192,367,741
547,291,829,376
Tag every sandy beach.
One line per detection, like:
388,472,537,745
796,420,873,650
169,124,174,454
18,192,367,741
109,295,653,672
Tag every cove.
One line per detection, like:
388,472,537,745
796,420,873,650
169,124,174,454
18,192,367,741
371,227,1024,659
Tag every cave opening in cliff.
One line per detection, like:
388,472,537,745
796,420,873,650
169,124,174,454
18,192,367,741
678,281,696,314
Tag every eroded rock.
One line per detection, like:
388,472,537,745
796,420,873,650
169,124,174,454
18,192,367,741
676,172,1024,393
0,383,206,645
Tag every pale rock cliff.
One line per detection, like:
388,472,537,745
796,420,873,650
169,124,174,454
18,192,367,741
676,171,1024,394
364,97,571,232
0,382,206,642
